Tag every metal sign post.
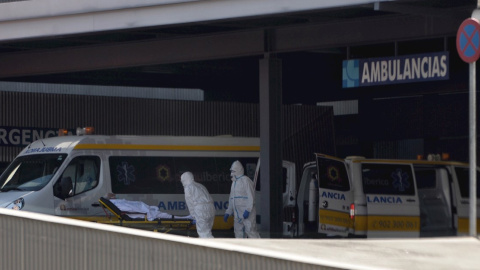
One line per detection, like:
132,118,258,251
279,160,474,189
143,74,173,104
457,17,480,236
469,61,477,237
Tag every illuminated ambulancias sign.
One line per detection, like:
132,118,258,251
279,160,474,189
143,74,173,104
342,52,449,88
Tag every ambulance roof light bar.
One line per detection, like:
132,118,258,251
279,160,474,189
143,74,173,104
417,153,450,161
76,127,95,136
58,129,69,136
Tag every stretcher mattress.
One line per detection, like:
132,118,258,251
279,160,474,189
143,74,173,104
98,197,194,234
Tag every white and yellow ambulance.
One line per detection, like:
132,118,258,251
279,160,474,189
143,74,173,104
296,153,480,238
0,127,296,231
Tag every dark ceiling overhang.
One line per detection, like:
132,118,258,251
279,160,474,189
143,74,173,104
0,1,475,81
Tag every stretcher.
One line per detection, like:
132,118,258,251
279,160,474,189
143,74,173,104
98,197,194,234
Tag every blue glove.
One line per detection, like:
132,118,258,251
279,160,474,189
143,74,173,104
223,213,229,223
243,210,250,219
192,219,196,225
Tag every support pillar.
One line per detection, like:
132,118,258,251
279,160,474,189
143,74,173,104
259,54,283,238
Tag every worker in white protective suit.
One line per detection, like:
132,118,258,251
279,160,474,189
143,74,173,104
181,171,215,238
223,160,261,238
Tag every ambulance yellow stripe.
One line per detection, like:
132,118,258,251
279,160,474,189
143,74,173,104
352,159,467,166
319,209,353,228
355,215,420,232
457,218,480,234
74,144,260,152
354,215,368,231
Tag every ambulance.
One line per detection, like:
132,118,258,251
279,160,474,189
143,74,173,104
0,127,296,230
296,153,480,238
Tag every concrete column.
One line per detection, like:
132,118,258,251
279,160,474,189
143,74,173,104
259,54,283,237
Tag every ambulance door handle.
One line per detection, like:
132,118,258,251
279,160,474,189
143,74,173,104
406,199,415,202
91,203,100,207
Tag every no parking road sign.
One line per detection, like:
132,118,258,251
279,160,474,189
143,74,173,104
457,15,479,237
457,18,480,63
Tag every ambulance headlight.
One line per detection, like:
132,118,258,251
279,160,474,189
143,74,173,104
6,198,24,210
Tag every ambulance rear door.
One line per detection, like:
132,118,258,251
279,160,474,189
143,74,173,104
450,165,480,235
316,154,353,237
361,162,420,238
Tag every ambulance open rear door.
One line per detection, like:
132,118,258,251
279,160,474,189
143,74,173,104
450,166,480,235
315,154,353,237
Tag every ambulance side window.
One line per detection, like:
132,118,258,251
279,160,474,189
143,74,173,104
415,169,437,189
317,158,350,191
109,156,257,194
362,164,415,195
56,156,100,197
455,167,480,199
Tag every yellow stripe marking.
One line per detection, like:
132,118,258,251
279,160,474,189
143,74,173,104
364,215,420,232
319,212,420,232
353,159,467,166
457,217,480,234
319,209,353,228
74,144,260,152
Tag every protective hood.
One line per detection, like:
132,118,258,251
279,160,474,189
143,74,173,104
230,160,244,178
180,172,195,187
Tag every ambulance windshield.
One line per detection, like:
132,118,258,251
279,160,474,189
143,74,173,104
0,154,67,192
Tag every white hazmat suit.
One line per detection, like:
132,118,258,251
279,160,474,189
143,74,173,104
181,172,215,238
224,160,261,238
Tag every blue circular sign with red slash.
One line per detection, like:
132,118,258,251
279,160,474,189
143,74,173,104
457,18,480,63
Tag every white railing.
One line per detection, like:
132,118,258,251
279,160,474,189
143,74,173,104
1,208,479,270
0,208,336,270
